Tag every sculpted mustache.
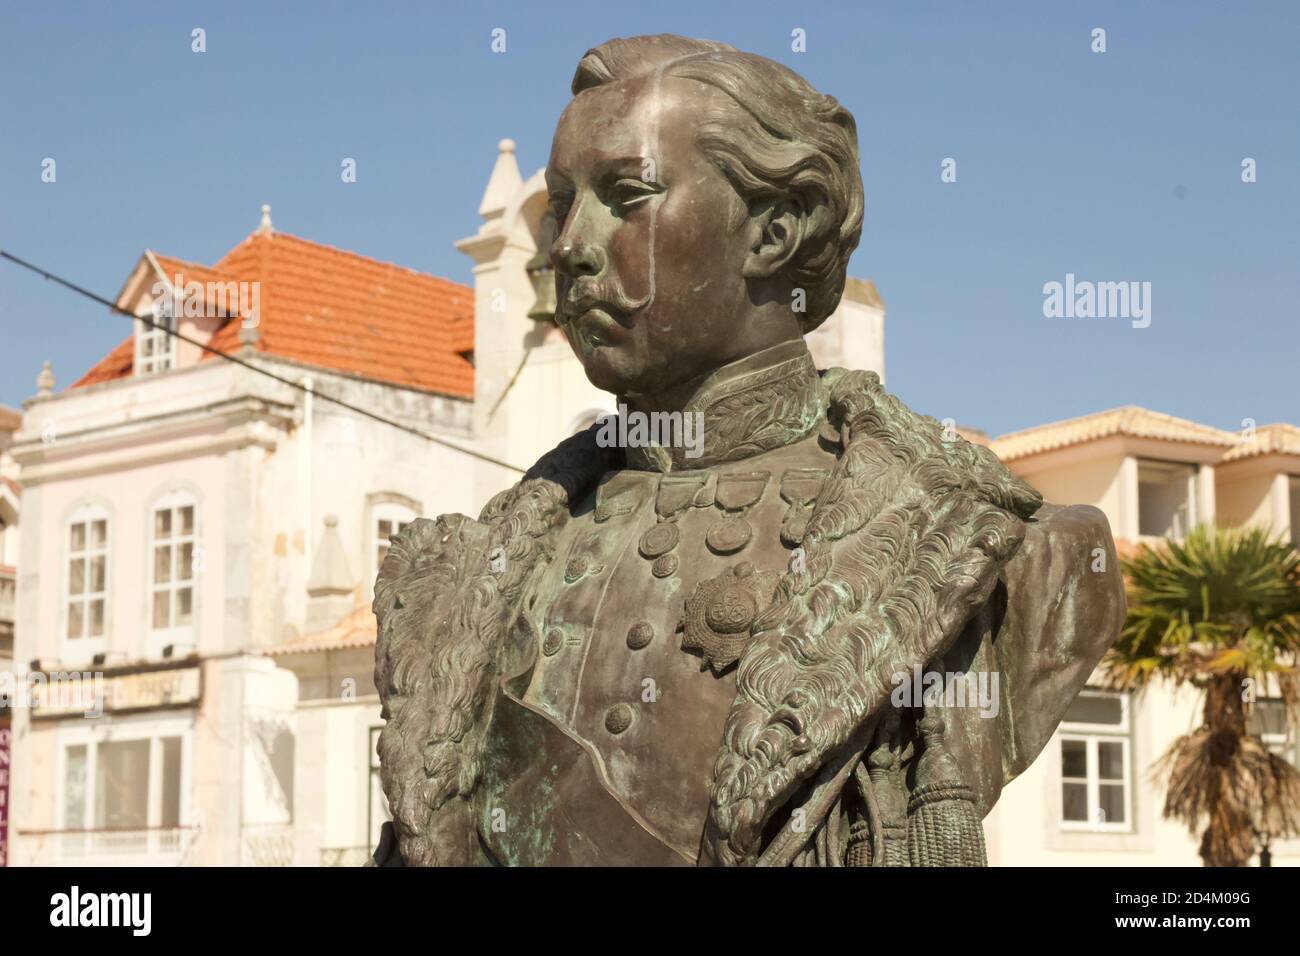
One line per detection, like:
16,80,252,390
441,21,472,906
561,280,652,318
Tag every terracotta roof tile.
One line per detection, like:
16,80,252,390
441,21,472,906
0,405,21,431
1221,423,1300,462
151,254,241,300
956,426,990,447
991,406,1240,462
73,230,474,398
72,335,135,387
266,604,376,655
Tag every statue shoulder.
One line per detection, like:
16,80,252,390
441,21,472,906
995,501,1127,777
372,422,615,624
1006,501,1124,598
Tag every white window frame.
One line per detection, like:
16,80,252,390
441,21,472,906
64,503,111,661
56,716,193,860
1059,689,1133,833
371,502,417,584
1249,697,1298,765
147,490,198,656
1136,459,1198,541
136,301,177,376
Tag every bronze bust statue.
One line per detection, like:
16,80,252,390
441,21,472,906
371,34,1124,867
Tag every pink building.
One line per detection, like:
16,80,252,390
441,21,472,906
6,209,498,865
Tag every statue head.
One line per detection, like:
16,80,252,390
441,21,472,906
546,35,863,400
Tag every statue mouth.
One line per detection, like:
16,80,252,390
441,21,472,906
560,279,649,357
571,308,619,355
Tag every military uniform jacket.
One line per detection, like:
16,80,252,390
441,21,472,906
372,342,1125,867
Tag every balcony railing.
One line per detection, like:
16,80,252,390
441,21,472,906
320,846,371,867
19,825,194,865
241,824,295,866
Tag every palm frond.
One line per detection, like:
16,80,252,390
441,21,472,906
1105,524,1300,865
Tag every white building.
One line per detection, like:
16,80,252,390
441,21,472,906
983,409,1300,865
6,209,494,865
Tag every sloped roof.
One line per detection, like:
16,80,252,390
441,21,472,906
1221,423,1300,462
151,253,239,293
991,406,1240,462
266,603,376,656
0,405,21,431
73,336,135,388
72,228,474,398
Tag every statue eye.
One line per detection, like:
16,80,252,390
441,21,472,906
610,178,661,212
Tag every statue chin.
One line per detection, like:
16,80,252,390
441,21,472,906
577,347,646,398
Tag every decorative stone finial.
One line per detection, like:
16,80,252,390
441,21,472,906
257,203,274,235
304,513,354,634
477,137,523,221
36,360,55,397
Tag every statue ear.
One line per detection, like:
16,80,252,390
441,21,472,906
741,198,806,280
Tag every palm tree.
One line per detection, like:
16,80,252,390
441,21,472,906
1103,524,1300,866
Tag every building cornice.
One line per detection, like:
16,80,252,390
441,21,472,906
10,396,294,486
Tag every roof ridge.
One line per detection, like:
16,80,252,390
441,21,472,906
993,405,1138,442
149,250,235,274
220,229,471,292
995,404,1239,444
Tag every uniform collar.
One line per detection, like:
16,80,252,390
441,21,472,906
622,340,826,473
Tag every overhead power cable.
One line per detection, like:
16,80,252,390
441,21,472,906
0,249,526,474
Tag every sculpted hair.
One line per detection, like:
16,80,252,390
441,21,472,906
572,35,864,333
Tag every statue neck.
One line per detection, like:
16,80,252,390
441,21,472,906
620,340,826,473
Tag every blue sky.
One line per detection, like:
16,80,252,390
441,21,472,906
1,1,1296,435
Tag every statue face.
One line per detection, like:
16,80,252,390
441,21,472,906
546,75,758,398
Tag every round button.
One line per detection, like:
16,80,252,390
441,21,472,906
651,553,679,578
639,522,680,559
626,621,654,650
542,629,563,656
706,516,753,555
604,703,634,735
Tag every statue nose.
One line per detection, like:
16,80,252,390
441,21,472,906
552,240,605,278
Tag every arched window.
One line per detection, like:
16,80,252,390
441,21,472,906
65,503,110,652
368,495,420,585
149,490,198,645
